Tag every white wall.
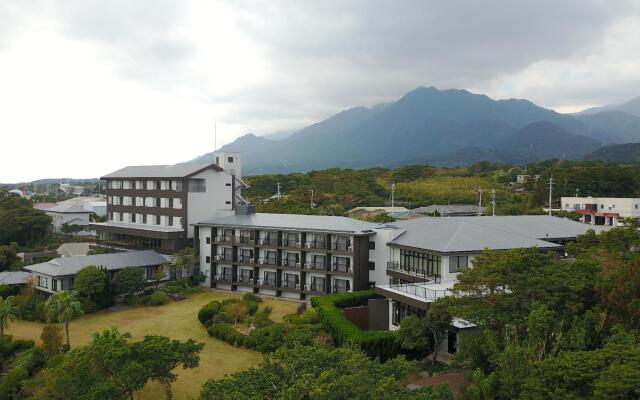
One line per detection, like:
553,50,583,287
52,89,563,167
371,227,405,286
186,169,234,238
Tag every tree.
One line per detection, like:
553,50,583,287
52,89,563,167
0,296,18,335
154,263,169,289
200,343,453,400
0,243,19,271
0,195,51,245
26,327,204,400
424,302,452,362
397,302,451,362
40,324,64,356
114,267,146,295
174,247,196,279
74,265,107,300
45,291,83,348
228,302,248,326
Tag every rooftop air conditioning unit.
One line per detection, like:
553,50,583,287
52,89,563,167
305,242,312,249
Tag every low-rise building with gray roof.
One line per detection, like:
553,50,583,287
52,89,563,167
24,250,169,294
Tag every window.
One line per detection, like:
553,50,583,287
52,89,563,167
156,215,161,225
131,213,136,223
228,156,234,163
205,256,211,264
449,256,469,273
368,261,375,270
206,237,211,245
52,279,58,291
147,180,156,190
225,183,231,187
38,276,48,288
225,201,231,205
188,179,206,192
369,241,376,250
399,249,441,278
173,198,182,209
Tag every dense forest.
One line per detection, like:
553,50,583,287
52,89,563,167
244,160,640,216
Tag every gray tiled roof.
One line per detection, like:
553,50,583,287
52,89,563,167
413,204,486,215
24,250,168,277
388,215,606,253
45,203,93,214
0,271,30,285
196,213,381,234
102,162,220,179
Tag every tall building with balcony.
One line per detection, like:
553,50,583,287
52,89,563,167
194,206,388,299
561,196,640,226
91,152,245,254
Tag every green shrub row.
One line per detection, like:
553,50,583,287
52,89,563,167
310,290,400,360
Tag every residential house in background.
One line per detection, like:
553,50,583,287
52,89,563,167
45,202,94,233
91,152,245,254
24,250,169,294
561,196,640,226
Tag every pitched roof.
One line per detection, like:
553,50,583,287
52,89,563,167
45,203,93,214
57,243,92,257
388,215,606,253
413,204,486,215
24,250,168,277
0,271,30,285
196,213,381,235
102,162,222,179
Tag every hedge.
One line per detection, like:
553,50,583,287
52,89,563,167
310,289,400,360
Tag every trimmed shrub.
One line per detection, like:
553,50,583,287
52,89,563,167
207,323,247,347
80,297,101,314
252,307,273,329
311,290,400,360
7,339,35,356
14,347,46,374
198,301,222,325
242,293,262,303
149,290,169,306
247,323,287,353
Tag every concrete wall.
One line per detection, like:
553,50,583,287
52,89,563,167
187,169,234,238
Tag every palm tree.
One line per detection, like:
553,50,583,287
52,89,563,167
45,291,83,348
0,296,18,336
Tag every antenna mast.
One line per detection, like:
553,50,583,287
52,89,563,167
548,175,555,216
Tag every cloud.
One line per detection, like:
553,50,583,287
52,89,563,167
0,1,639,181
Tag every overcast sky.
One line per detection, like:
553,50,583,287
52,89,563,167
1,1,639,183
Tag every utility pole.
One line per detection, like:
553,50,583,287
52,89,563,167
491,188,496,216
276,182,282,201
391,182,396,208
548,175,555,216
477,187,484,216
309,188,315,209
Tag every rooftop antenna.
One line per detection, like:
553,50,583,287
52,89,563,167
391,182,396,208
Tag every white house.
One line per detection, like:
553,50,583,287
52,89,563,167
561,196,640,226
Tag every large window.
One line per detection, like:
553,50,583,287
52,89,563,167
399,249,441,278
449,256,469,273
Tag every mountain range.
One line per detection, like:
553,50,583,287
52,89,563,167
190,87,640,174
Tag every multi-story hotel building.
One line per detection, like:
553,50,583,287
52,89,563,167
92,152,244,254
194,206,395,299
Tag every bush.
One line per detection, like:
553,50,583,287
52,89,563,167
0,283,21,298
311,290,400,360
8,339,35,356
248,323,287,353
149,290,169,306
198,301,222,325
12,292,46,322
80,297,101,314
242,293,262,303
14,347,46,374
208,323,247,347
124,294,150,307
252,307,273,329
0,366,28,398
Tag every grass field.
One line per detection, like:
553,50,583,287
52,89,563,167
5,290,300,399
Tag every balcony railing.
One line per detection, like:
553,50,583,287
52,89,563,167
387,283,451,302
331,242,352,252
332,264,352,274
332,285,350,294
281,259,301,268
304,283,325,293
257,258,277,266
386,262,441,282
214,236,234,244
257,278,277,287
238,255,254,264
282,239,302,248
257,237,278,246
237,275,254,284
238,236,254,246
304,260,325,270
214,254,234,262
213,274,233,283
280,281,300,290
304,240,326,250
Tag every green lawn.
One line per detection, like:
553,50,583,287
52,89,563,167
6,290,300,399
